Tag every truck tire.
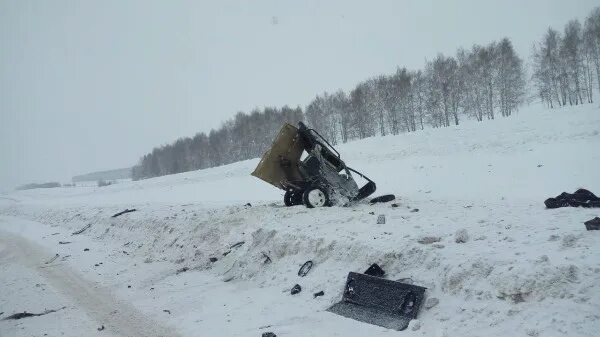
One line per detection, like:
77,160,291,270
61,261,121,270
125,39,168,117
303,187,330,208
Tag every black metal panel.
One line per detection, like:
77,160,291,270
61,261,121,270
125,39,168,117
327,272,427,331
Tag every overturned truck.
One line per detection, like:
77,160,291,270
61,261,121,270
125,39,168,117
252,122,376,208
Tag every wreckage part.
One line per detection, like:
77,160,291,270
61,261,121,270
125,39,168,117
328,301,412,331
251,123,304,189
370,194,396,204
298,260,313,277
364,263,385,277
347,167,377,202
584,217,600,230
291,284,302,295
303,187,330,208
327,272,426,331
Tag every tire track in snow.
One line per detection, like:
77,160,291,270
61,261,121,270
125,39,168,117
0,229,181,337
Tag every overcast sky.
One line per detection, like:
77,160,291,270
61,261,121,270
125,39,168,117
0,0,597,189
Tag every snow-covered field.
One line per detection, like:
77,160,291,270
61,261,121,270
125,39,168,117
1,104,599,337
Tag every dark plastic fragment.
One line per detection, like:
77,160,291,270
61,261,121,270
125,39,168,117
230,241,245,249
585,217,600,230
370,194,396,204
291,284,302,295
364,263,385,277
298,260,313,277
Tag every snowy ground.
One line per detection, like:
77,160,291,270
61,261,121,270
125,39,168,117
1,104,599,337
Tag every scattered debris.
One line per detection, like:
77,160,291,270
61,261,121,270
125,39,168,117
127,285,132,288
290,284,302,295
417,236,441,244
111,208,137,218
410,208,419,213
44,254,60,264
245,203,252,207
262,252,272,264
584,217,600,230
391,203,400,208
71,223,92,235
230,241,245,249
163,309,171,314
98,325,105,331
544,189,600,209
262,332,277,337
498,291,528,303
327,272,426,331
58,241,71,244
368,211,375,215
364,263,385,277
209,257,218,263
83,248,90,252
222,250,231,256
454,229,470,243
537,164,543,168
176,267,189,274
424,297,439,309
3,307,66,320
377,215,386,224
298,260,313,277
313,290,324,298
370,194,396,204
51,233,60,235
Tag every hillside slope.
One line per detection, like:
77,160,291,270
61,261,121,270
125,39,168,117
1,103,599,337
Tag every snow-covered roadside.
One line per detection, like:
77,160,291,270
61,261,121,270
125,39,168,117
2,194,599,337
0,217,182,337
1,104,600,337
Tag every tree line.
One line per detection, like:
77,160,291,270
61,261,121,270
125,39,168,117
305,37,526,144
532,8,600,107
132,106,302,180
132,7,599,181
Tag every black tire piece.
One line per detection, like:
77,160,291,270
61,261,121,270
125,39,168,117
298,260,313,277
370,194,396,204
303,187,330,208
291,284,302,295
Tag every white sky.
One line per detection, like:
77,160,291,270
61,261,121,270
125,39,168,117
1,0,597,189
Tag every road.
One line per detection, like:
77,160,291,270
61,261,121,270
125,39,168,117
0,227,181,337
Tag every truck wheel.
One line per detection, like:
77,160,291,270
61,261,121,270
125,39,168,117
303,187,330,208
284,191,302,206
